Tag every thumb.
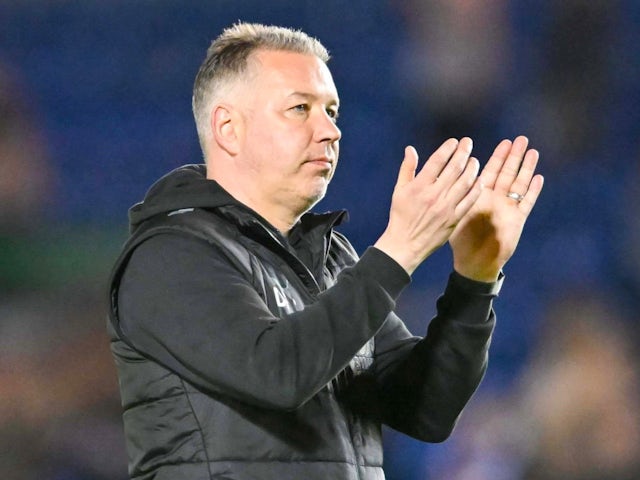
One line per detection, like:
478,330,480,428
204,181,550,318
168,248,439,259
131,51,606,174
395,146,418,189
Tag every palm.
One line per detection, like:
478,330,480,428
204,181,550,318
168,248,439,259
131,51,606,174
449,137,544,282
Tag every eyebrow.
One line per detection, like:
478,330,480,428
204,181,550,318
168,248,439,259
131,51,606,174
287,91,340,106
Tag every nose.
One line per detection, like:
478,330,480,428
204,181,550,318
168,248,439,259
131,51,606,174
314,109,341,144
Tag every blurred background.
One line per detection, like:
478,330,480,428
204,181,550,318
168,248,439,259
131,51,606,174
1,1,639,478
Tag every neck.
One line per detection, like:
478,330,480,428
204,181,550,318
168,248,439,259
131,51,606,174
251,201,300,235
206,163,302,235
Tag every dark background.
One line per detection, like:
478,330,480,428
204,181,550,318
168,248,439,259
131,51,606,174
2,1,640,478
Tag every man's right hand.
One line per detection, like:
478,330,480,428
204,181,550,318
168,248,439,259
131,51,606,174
374,138,481,275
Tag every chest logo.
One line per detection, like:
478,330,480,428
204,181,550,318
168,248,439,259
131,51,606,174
273,285,290,308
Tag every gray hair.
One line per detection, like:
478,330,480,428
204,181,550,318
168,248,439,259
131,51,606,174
192,22,330,155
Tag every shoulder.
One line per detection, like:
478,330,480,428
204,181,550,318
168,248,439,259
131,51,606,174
112,210,252,303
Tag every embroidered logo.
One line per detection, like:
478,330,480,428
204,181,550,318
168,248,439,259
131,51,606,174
273,285,290,308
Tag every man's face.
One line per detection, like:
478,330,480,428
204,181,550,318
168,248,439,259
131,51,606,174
233,49,341,218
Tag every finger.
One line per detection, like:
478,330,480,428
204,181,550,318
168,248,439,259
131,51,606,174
495,135,529,193
479,139,512,189
518,174,544,216
394,146,419,189
445,156,480,205
508,148,539,200
434,137,474,186
415,138,460,183
454,176,482,219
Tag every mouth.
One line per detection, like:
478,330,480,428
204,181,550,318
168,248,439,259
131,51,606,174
305,157,333,170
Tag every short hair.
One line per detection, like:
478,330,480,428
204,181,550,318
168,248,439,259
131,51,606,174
192,22,330,155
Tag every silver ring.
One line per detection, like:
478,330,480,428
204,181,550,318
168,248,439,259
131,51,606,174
507,191,525,202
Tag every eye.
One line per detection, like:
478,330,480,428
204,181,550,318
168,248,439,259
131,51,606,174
291,104,310,114
326,108,340,122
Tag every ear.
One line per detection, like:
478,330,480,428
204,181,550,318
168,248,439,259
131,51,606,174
211,104,241,156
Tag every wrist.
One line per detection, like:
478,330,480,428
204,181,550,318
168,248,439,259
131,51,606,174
453,262,501,283
374,233,420,275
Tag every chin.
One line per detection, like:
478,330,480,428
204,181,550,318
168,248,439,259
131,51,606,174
299,189,327,213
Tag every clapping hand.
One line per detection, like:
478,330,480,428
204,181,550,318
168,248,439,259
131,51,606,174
375,137,482,275
449,136,544,282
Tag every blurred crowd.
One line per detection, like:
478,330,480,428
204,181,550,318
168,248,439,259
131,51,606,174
1,1,639,479
0,50,127,478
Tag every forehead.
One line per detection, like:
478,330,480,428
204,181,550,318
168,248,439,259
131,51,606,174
248,49,339,100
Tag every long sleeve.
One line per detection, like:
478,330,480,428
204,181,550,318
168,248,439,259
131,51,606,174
117,233,410,411
372,271,500,442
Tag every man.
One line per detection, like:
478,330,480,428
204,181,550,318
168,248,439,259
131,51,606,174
107,23,543,480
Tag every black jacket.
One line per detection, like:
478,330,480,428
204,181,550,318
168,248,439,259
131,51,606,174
107,164,500,480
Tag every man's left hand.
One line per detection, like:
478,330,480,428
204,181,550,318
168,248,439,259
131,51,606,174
449,136,544,282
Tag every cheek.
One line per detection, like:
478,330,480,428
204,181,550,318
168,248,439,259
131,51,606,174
330,144,340,175
247,132,286,171
265,127,304,156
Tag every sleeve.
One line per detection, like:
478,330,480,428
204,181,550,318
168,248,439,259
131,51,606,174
371,270,500,442
117,234,411,411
